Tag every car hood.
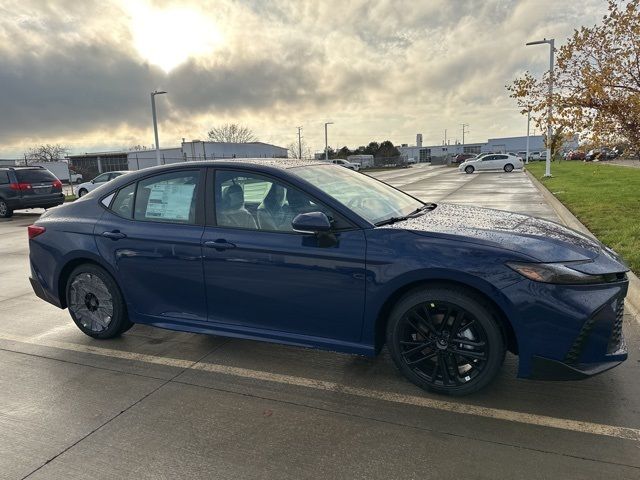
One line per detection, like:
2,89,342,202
387,204,627,273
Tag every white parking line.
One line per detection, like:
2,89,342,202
1,331,639,442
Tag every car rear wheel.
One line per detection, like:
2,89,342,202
386,286,505,395
504,163,514,172
0,199,13,218
66,264,133,339
78,188,88,197
464,166,474,174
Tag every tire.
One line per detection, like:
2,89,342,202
464,166,474,174
75,178,82,184
78,188,88,197
386,285,505,396
66,264,133,339
504,163,514,172
0,199,13,218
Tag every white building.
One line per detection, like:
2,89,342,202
127,140,288,171
399,134,578,164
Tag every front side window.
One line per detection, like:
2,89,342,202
134,171,200,224
0,171,9,184
214,170,334,232
93,173,110,183
291,165,423,225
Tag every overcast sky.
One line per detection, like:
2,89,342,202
0,0,605,157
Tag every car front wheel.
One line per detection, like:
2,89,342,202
386,286,505,395
66,264,133,339
504,163,514,172
78,188,88,197
464,166,474,174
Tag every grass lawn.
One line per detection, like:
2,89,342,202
526,161,640,274
64,194,77,202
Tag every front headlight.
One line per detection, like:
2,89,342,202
506,261,624,285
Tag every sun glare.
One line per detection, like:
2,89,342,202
127,2,222,72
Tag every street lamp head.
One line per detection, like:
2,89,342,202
152,90,167,96
526,39,552,46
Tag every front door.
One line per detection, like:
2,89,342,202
95,169,207,323
201,168,367,343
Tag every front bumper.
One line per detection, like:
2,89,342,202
502,279,628,380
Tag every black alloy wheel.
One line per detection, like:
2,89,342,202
78,189,88,197
464,166,474,174
66,264,133,339
504,163,514,172
387,286,504,395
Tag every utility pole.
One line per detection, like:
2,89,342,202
461,123,469,150
324,122,333,161
444,129,447,146
526,38,555,177
297,126,303,159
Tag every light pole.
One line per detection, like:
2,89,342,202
526,38,554,177
525,106,531,165
151,90,167,165
324,122,333,161
297,126,303,159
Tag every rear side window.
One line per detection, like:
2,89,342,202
110,183,136,218
0,171,9,184
15,169,57,183
134,171,200,224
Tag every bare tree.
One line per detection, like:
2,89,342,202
24,144,68,162
128,144,148,151
207,123,257,143
287,140,312,159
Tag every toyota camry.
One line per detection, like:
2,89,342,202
27,159,629,395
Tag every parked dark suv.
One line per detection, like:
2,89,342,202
0,167,64,218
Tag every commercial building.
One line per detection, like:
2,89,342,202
67,140,288,179
128,140,288,170
398,134,578,164
67,151,129,180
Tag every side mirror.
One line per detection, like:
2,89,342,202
292,212,331,234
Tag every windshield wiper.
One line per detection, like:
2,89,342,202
374,203,437,226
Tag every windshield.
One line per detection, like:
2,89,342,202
291,165,424,225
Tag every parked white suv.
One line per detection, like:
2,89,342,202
458,153,523,174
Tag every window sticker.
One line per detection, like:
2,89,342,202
145,182,196,220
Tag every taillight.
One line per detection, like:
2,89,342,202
52,179,62,189
9,182,32,191
28,225,46,239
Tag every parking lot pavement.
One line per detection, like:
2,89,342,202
1,167,639,479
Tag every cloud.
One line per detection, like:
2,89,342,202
0,0,606,156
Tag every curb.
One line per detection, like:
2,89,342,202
525,170,640,320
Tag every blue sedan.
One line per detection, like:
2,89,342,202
27,160,629,395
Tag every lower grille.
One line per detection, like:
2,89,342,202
565,315,597,365
607,300,625,354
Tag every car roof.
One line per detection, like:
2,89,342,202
127,158,325,175
0,166,46,170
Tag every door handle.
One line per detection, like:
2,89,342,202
102,231,127,240
203,239,236,251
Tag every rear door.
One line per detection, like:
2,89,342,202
95,168,208,323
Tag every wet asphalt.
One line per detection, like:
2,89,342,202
1,164,638,479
